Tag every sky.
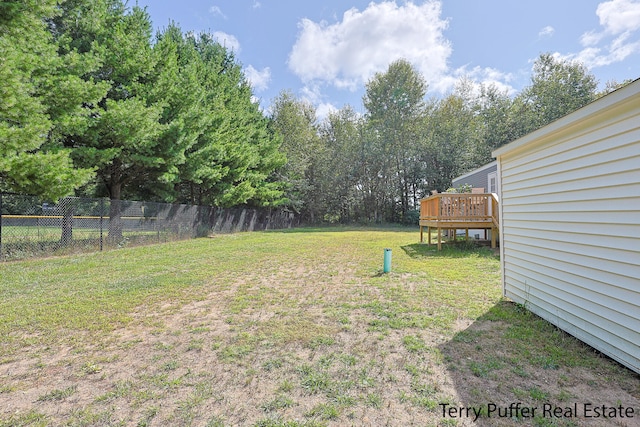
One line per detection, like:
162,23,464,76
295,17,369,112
133,0,640,117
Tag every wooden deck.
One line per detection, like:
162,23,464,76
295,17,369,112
419,193,499,250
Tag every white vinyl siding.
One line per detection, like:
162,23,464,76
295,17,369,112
494,80,640,374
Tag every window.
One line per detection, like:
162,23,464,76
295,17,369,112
488,172,497,193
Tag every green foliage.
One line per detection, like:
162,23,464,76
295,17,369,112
364,59,428,222
473,83,526,163
159,29,286,207
314,107,363,222
444,183,472,193
423,80,481,192
2,0,601,220
2,0,284,207
270,91,321,216
0,0,98,200
522,53,598,130
273,53,600,224
55,2,173,202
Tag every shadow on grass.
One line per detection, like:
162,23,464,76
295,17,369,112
436,300,640,426
401,241,498,259
267,224,419,234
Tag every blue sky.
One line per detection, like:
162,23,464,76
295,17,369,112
134,0,640,116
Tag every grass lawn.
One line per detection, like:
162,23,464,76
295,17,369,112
0,227,638,426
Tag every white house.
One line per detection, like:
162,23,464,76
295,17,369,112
492,78,640,374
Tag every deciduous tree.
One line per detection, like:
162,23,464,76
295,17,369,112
521,53,598,130
363,59,428,221
270,91,320,218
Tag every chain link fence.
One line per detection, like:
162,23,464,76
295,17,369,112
0,193,297,261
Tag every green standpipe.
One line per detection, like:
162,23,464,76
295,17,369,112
383,248,392,273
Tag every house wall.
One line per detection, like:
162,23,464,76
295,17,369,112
452,161,497,191
452,162,499,240
493,79,640,374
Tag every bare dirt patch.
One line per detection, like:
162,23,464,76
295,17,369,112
3,284,638,426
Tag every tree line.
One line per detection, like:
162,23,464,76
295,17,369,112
1,0,284,209
272,58,626,224
0,0,628,225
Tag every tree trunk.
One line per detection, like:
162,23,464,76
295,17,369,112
59,201,74,247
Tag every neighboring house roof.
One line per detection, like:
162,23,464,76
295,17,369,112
452,161,497,184
452,161,498,194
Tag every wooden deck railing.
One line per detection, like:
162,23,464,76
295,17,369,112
419,193,499,226
419,193,500,249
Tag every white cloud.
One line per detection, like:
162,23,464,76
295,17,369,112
252,1,261,9
245,65,271,92
442,66,516,96
288,1,451,91
213,31,240,52
538,25,555,38
597,0,640,34
561,0,640,68
294,83,335,118
316,103,338,120
300,83,323,105
580,30,604,46
288,1,521,106
209,5,227,19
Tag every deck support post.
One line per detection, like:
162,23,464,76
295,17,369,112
491,227,496,248
419,226,423,243
437,227,442,250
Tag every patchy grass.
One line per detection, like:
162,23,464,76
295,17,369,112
36,385,77,402
0,227,638,426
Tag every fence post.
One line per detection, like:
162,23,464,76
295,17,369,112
0,193,3,261
99,198,104,251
